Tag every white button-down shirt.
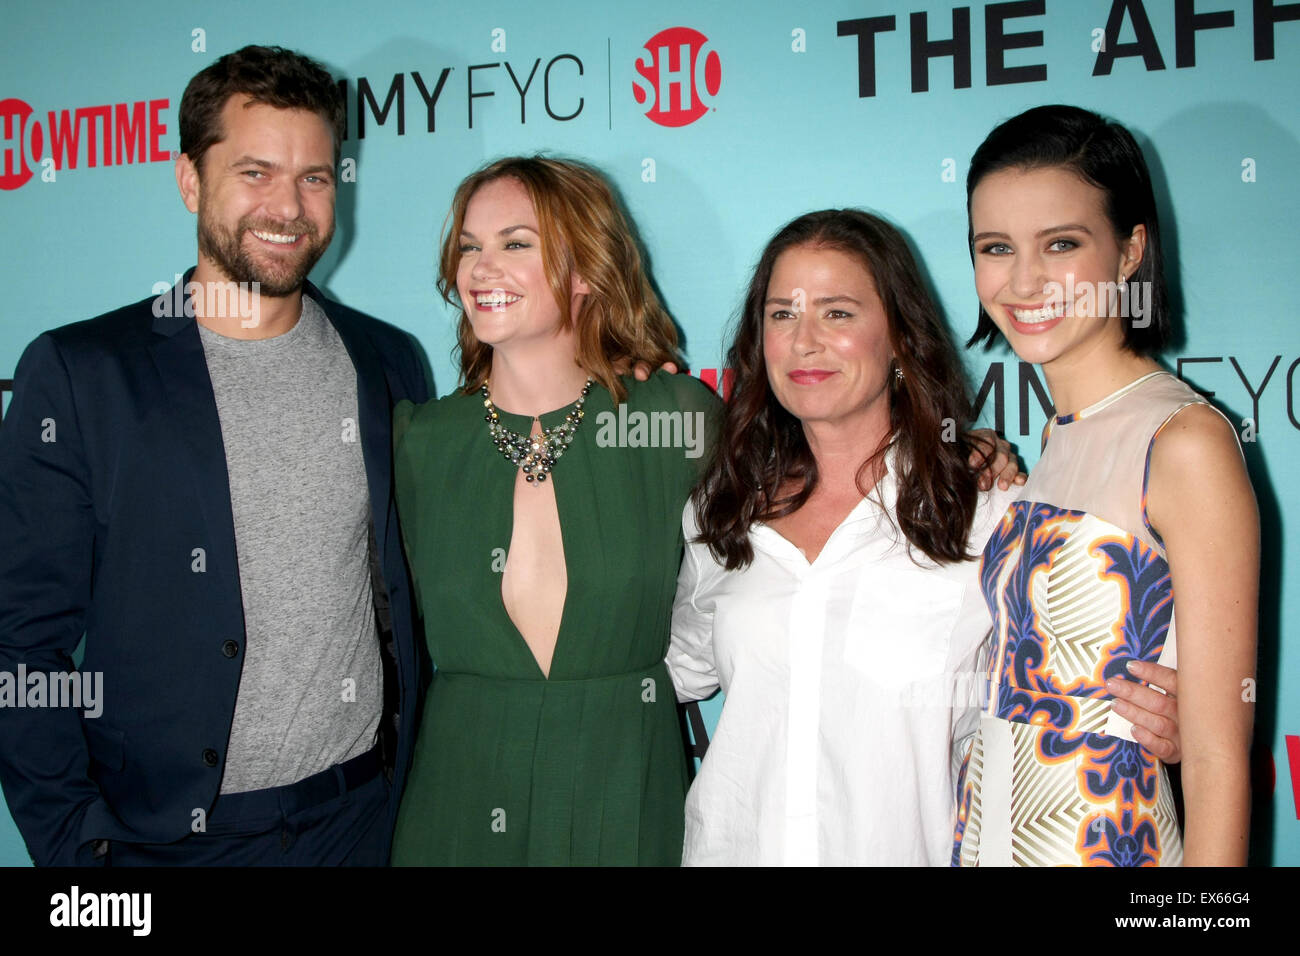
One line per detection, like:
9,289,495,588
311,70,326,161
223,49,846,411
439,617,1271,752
668,462,1019,866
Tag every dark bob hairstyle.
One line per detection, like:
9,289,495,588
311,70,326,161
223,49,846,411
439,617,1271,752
965,104,1171,355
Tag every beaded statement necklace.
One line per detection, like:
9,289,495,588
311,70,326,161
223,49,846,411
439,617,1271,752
480,378,593,484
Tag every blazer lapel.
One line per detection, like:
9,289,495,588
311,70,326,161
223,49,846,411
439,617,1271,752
146,278,242,602
312,285,395,554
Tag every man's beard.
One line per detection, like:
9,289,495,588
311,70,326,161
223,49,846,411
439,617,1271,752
196,207,332,298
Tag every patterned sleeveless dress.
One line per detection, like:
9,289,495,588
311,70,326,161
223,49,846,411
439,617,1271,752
953,370,1229,867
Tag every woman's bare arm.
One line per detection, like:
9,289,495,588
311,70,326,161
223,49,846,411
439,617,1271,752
1146,403,1258,866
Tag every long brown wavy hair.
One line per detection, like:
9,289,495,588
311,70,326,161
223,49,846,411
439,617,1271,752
439,156,680,403
694,209,979,569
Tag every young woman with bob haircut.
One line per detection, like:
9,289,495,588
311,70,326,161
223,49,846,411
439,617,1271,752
953,105,1257,867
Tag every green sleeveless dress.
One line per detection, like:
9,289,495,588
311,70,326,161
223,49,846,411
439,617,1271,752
390,371,720,865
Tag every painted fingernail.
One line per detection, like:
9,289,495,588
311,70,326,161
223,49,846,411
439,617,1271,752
1126,660,1139,672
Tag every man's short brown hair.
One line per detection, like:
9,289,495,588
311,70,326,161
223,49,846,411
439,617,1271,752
179,45,345,174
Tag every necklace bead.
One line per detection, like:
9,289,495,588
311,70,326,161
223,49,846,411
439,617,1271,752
480,378,594,486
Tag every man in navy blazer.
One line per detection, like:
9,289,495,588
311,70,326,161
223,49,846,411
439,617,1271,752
0,46,428,865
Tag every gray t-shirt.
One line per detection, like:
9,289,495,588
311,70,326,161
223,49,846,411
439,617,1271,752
198,295,381,794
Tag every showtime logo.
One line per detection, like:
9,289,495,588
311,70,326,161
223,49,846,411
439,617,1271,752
0,97,170,190
632,27,721,127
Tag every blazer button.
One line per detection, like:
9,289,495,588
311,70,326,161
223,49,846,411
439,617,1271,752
221,640,240,658
202,748,219,767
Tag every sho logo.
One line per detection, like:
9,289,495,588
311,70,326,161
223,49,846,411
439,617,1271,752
633,27,721,127
0,98,39,188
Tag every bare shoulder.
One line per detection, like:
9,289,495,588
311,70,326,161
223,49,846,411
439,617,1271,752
1148,402,1257,534
1150,402,1242,469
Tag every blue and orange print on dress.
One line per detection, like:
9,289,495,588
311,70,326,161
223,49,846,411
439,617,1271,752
963,499,1180,866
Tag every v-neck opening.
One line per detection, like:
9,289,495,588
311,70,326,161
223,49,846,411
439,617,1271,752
752,443,899,568
754,494,877,568
488,385,602,681
754,442,904,567
497,464,573,682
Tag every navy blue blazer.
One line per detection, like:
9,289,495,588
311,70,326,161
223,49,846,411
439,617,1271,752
0,275,429,865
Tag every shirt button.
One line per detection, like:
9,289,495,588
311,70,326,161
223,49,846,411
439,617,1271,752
221,640,240,658
202,748,219,768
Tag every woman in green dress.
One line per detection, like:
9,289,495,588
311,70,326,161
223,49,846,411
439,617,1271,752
390,157,720,865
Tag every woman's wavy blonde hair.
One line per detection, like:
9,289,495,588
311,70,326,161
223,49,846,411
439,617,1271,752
439,156,681,403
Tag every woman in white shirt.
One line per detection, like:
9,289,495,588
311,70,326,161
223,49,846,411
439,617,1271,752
667,209,1179,865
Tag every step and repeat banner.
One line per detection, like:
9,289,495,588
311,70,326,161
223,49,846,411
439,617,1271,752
1,1,1297,865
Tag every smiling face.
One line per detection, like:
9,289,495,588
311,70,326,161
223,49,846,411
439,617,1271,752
970,164,1145,370
763,243,895,433
179,95,335,297
455,177,588,353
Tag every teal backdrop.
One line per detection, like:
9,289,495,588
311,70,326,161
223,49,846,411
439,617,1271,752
2,0,1297,865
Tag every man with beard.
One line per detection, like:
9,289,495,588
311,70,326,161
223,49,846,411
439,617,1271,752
0,46,428,865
